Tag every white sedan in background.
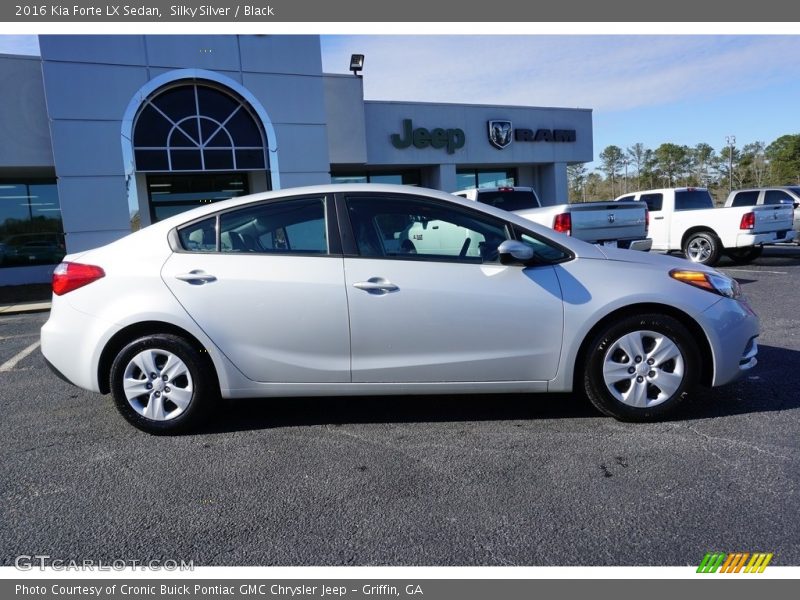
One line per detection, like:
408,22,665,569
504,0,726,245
41,184,759,434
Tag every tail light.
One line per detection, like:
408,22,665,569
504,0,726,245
553,213,572,235
740,212,755,230
52,262,105,296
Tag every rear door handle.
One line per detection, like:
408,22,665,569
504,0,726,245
353,277,399,294
175,270,217,285
654,216,665,220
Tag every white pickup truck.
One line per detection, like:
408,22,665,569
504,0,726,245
455,187,651,251
616,187,796,266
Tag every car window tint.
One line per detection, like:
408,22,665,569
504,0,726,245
346,196,509,263
764,190,794,205
476,191,538,211
731,191,759,207
639,193,663,212
220,197,327,254
178,217,218,252
674,190,713,210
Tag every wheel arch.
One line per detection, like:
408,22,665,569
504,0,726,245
572,302,714,391
681,226,721,249
97,321,220,395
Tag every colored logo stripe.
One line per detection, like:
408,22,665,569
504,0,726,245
697,552,773,573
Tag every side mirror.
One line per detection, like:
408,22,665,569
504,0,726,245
497,239,534,265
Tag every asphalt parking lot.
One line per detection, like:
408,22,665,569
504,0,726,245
1,247,799,567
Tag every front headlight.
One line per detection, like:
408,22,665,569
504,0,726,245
669,269,742,299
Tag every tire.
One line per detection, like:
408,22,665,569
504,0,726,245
726,246,763,264
683,231,722,266
109,334,215,434
582,313,700,422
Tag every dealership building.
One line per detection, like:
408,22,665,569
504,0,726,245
0,35,593,285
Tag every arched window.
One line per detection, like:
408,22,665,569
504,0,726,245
133,82,267,172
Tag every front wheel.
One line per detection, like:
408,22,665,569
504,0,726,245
726,246,763,264
582,314,700,422
683,231,722,266
109,334,215,434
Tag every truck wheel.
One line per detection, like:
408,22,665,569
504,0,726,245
582,313,699,422
683,231,721,266
726,246,763,264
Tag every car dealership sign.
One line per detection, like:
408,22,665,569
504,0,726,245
390,119,466,154
489,120,577,149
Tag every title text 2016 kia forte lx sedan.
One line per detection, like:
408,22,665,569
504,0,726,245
41,185,759,433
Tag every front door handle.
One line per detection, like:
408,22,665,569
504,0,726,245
654,216,665,220
353,277,399,294
175,270,217,285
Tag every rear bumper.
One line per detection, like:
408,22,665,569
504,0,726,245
736,229,796,247
621,238,653,252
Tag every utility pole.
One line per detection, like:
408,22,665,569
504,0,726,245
726,135,736,194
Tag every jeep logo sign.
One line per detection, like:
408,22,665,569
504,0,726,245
391,119,466,154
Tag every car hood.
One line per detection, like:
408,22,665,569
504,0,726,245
595,246,718,273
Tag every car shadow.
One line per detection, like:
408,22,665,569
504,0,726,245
198,344,800,434
718,245,800,268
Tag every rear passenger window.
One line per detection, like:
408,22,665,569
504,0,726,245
764,190,794,205
220,197,327,254
731,191,759,207
178,217,217,252
639,193,663,212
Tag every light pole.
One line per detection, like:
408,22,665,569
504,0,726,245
726,135,736,194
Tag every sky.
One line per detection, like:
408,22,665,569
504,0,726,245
2,34,799,170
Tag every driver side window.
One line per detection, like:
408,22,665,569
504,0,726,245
346,196,509,263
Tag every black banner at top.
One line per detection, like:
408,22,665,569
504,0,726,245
3,0,800,22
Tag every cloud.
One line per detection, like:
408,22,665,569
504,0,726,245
321,35,800,112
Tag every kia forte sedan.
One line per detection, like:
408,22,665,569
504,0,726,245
41,184,759,433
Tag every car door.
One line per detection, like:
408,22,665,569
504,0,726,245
639,193,668,249
161,195,351,383
339,193,565,384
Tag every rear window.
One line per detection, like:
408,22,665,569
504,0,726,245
764,190,794,205
675,190,713,211
730,191,759,207
476,191,539,211
639,193,663,212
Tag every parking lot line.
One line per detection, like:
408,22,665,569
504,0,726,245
0,341,41,372
724,268,788,275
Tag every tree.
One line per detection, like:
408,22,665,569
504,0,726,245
691,143,716,188
765,134,800,185
739,142,768,187
626,143,648,190
599,145,624,197
567,163,588,202
654,143,690,186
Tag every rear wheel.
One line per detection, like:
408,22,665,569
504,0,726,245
726,246,763,264
683,231,722,266
109,334,215,434
583,314,699,421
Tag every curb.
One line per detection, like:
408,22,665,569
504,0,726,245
0,302,52,316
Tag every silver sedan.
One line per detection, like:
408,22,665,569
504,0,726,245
41,184,759,433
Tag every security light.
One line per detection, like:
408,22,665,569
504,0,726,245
350,54,364,76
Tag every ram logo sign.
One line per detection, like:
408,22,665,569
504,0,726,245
488,120,513,149
696,552,773,573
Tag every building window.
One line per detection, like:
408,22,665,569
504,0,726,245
146,173,249,223
133,83,267,173
0,180,65,268
456,168,516,191
331,171,421,186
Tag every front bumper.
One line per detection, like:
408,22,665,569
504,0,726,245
699,296,760,387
